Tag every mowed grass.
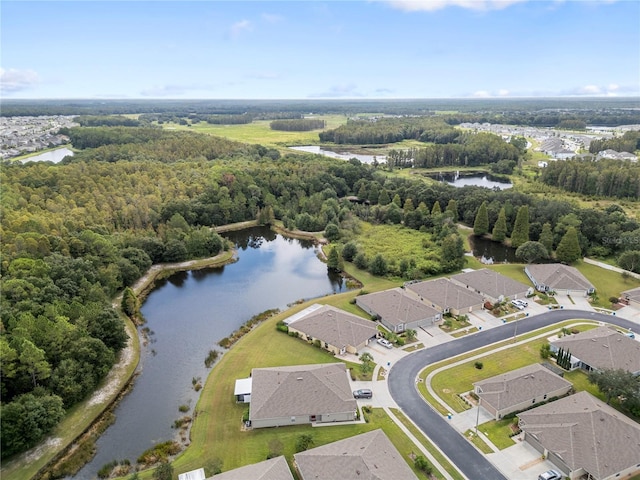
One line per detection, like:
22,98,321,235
423,322,598,414
163,114,347,147
572,260,640,307
479,418,519,450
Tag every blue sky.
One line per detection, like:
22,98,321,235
1,1,639,99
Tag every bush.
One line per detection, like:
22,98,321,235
414,455,433,474
474,361,484,370
540,343,551,359
295,434,314,452
276,321,289,333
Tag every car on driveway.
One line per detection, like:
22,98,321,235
377,338,393,349
510,300,525,310
353,389,373,399
538,469,562,480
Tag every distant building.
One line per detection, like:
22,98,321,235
596,149,638,162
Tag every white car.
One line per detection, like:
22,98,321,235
538,469,562,480
377,338,393,349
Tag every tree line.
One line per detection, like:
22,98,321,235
539,158,640,200
270,119,325,131
588,130,640,154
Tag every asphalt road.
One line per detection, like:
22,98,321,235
387,309,637,480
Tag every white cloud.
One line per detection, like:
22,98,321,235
498,89,510,96
0,68,40,93
471,90,492,97
309,83,364,98
384,0,529,12
140,83,214,97
229,19,252,39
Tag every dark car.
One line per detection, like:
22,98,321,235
353,389,373,399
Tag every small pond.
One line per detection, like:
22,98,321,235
429,171,512,189
289,145,385,165
21,147,74,163
468,235,519,264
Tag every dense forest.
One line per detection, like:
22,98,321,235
588,130,640,154
2,120,640,457
539,158,640,200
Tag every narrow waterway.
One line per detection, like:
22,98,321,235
74,227,347,479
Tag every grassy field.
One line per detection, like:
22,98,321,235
430,324,597,413
572,260,640,307
479,418,519,450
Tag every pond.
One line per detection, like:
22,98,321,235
74,227,347,479
468,235,519,264
21,147,74,163
289,145,385,165
429,171,512,189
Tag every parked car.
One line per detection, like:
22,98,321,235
377,338,393,349
353,389,373,399
517,299,529,307
510,300,524,310
538,469,562,480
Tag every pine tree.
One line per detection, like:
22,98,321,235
445,199,458,222
511,205,530,248
473,201,489,236
327,246,341,272
556,226,582,264
491,207,507,243
431,201,442,215
539,222,554,253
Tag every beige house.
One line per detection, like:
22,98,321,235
525,263,595,296
355,287,442,333
518,391,640,480
450,268,532,304
473,364,572,420
404,278,484,315
550,326,640,374
208,456,294,480
246,363,356,429
622,286,640,309
287,305,378,355
294,429,418,480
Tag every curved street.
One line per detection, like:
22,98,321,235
387,309,638,480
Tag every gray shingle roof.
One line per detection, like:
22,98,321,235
294,429,419,480
474,364,572,412
450,268,530,299
209,456,294,480
249,363,356,421
290,305,377,349
356,288,440,326
518,391,640,479
526,263,594,292
405,278,484,310
551,326,640,373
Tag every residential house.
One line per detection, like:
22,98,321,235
550,326,640,374
234,377,252,403
525,264,595,296
208,456,294,480
622,286,640,309
286,304,378,355
450,268,532,304
518,391,640,480
355,287,442,333
404,278,484,315
245,363,356,429
294,429,418,480
473,364,572,420
596,149,638,162
177,469,206,480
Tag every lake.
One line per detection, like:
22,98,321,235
74,227,347,479
430,172,512,189
289,145,385,164
21,147,74,163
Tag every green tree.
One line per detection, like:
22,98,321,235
324,223,340,242
618,250,640,274
473,201,489,236
414,455,433,475
121,286,139,317
556,226,582,264
491,207,507,243
445,199,458,222
589,368,640,406
354,252,368,270
515,241,549,264
392,193,402,207
441,234,464,271
539,222,554,253
326,246,341,272
405,329,417,341
152,461,173,480
359,352,374,376
403,198,415,213
341,242,358,262
378,189,391,206
17,339,51,388
295,434,315,452
369,254,388,276
431,201,442,215
511,205,530,248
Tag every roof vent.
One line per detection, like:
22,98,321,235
297,377,304,381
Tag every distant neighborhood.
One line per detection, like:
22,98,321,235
0,115,77,159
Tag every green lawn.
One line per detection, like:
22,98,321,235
479,418,519,450
573,260,640,308
463,429,493,454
